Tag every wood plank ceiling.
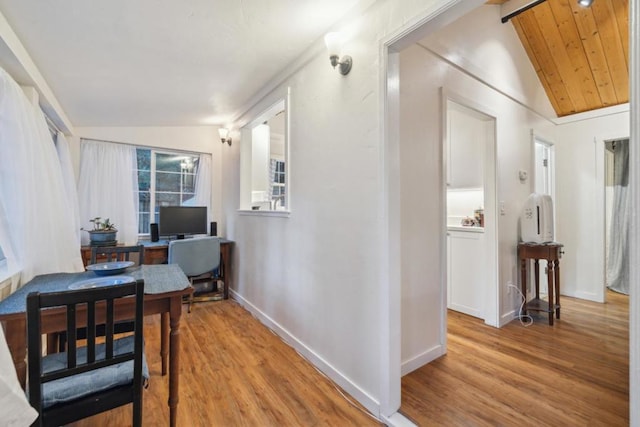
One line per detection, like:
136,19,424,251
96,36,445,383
487,0,628,117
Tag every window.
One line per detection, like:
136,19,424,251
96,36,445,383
270,159,286,206
240,92,289,212
136,149,200,234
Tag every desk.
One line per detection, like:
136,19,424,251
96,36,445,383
518,242,564,325
0,264,191,427
81,238,234,299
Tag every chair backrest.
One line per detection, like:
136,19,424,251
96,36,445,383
27,279,145,427
168,237,220,277
90,244,145,265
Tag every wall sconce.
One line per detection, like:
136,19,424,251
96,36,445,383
219,128,232,146
577,0,593,6
324,32,352,76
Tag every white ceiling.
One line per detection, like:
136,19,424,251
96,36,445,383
0,0,365,127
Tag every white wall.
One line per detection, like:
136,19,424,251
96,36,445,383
220,0,490,417
448,189,484,226
250,124,270,200
398,3,556,371
419,4,556,119
550,110,630,301
73,126,224,234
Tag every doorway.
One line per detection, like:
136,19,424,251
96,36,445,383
533,135,555,200
383,1,638,424
532,134,555,297
444,96,498,325
604,139,630,296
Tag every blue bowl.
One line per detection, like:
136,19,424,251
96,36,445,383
86,261,135,276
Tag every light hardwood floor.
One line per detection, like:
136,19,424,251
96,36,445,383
401,291,629,426
72,299,382,426
70,291,628,426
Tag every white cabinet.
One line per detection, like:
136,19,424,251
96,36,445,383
446,103,485,189
447,229,485,319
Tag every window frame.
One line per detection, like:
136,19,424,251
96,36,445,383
238,88,290,216
136,148,202,236
270,159,286,207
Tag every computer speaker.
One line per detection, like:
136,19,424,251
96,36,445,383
210,221,217,236
150,223,159,242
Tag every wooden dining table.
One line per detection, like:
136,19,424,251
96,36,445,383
0,264,192,427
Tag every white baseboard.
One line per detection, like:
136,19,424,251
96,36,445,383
230,289,381,418
559,288,604,303
500,309,517,327
383,411,418,427
401,344,445,376
573,290,603,303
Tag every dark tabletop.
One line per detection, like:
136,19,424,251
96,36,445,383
0,264,190,316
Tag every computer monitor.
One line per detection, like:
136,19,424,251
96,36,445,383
158,206,207,239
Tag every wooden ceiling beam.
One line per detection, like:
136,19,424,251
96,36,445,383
547,0,602,113
610,0,629,69
532,1,589,113
487,0,628,117
591,0,629,103
515,11,576,114
568,0,618,108
511,17,564,114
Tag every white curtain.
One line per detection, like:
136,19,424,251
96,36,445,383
0,67,84,284
193,154,212,220
606,139,629,294
77,140,139,246
55,132,82,245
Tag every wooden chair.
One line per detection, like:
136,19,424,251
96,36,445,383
168,237,221,312
90,244,145,265
27,279,146,427
56,245,145,352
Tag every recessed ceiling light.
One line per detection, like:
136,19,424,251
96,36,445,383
578,0,594,7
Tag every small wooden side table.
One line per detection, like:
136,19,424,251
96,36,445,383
518,242,564,325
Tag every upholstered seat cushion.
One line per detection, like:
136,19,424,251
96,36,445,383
38,335,148,409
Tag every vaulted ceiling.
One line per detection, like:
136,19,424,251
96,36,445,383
488,0,629,117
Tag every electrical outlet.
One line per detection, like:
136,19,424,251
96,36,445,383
506,280,513,294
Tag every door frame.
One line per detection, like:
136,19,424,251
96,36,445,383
530,132,556,299
442,89,499,327
379,0,486,420
595,134,630,304
531,132,556,202
382,0,639,424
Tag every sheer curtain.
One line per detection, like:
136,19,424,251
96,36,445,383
193,154,212,220
607,139,629,294
55,132,81,245
0,67,84,284
77,140,139,246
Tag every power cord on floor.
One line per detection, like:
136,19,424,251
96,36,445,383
508,283,533,327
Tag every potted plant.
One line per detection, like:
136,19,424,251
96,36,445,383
83,217,118,246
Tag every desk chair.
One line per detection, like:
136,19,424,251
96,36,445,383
27,279,147,427
168,237,221,312
90,244,145,265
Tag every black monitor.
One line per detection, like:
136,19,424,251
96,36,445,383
158,206,207,239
